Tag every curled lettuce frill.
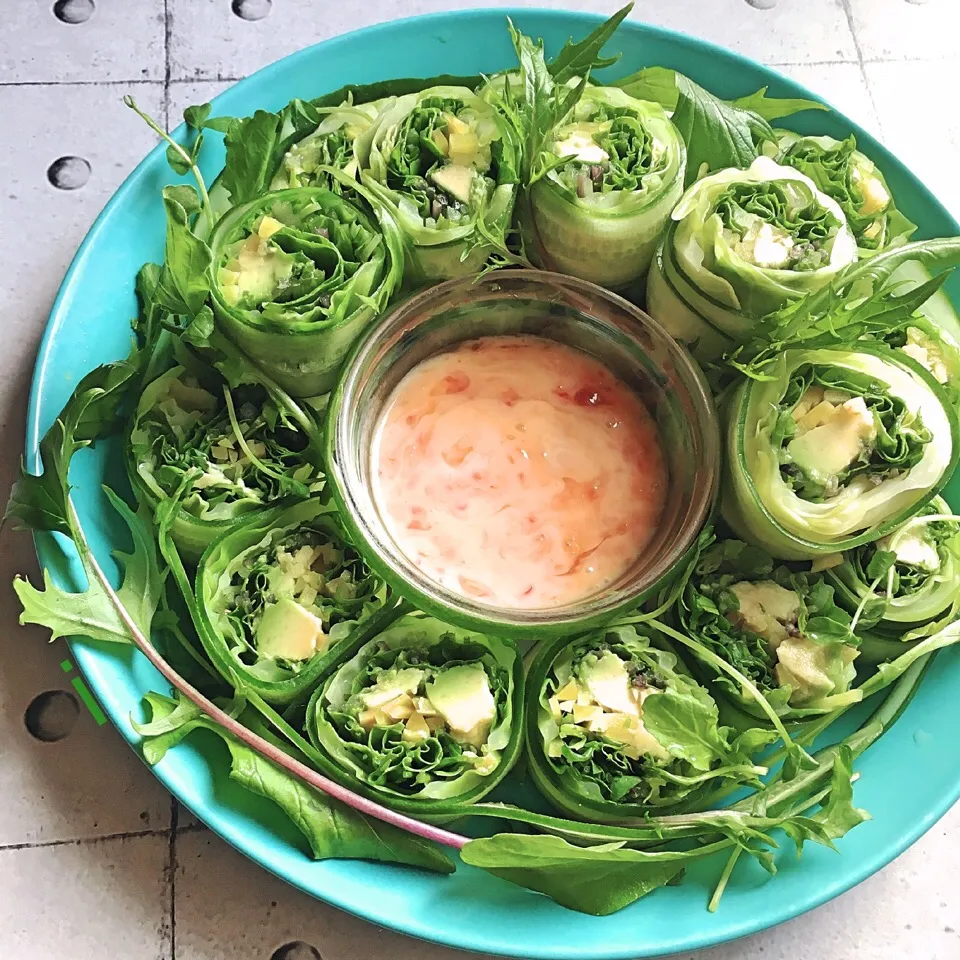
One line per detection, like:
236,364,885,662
128,364,323,563
825,496,960,639
721,345,958,560
193,498,388,704
306,615,523,815
525,625,767,824
525,86,685,291
646,156,858,361
678,537,861,720
209,177,404,397
774,131,915,254
356,85,519,284
270,101,381,192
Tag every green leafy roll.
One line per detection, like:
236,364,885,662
357,85,519,283
524,86,685,290
721,344,958,560
306,614,523,815
194,498,387,704
525,625,767,823
822,496,960,638
774,132,915,253
679,537,860,718
270,102,381,191
646,156,858,361
209,181,404,397
129,365,323,563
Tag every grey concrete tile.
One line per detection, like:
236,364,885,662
175,830,492,960
0,834,170,959
864,58,960,221
676,804,960,959
770,61,881,138
849,0,960,63
2,1,165,84
167,0,856,83
167,80,234,130
0,81,173,846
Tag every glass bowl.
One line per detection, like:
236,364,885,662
325,269,720,638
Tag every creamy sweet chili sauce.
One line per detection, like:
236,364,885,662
372,335,667,609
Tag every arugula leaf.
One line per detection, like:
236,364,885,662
14,488,164,645
4,358,142,535
161,185,212,317
547,3,632,84
460,834,686,915
136,692,454,874
671,74,776,186
614,66,826,121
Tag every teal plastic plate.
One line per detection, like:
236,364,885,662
27,9,960,958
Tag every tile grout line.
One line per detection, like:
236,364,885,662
166,798,179,960
0,827,170,853
839,0,884,137
163,0,172,131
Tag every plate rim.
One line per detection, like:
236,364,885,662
25,7,960,957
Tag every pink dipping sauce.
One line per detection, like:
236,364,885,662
372,335,667,609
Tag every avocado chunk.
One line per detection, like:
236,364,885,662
221,235,294,307
775,636,856,704
729,581,801,649
430,164,475,204
361,668,425,710
580,650,641,717
425,664,496,748
255,597,325,661
787,396,876,485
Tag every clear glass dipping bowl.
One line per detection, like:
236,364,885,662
325,270,720,638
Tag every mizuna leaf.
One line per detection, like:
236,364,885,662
548,3,632,84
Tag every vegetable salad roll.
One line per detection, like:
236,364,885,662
679,537,861,718
195,498,387,704
525,86,685,291
646,156,858,361
721,344,958,560
358,86,519,284
210,182,404,397
307,615,523,815
525,626,767,824
129,366,322,563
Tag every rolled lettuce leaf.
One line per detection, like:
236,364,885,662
194,498,388,704
822,496,960,636
270,101,381,191
524,86,685,290
678,536,861,718
647,156,858,361
525,625,766,823
209,179,404,397
774,131,915,253
357,85,519,283
721,344,958,559
129,365,323,563
306,614,523,815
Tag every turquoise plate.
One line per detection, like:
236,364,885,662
27,8,960,958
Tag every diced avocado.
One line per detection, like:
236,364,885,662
552,122,609,164
448,131,480,167
729,581,801,649
787,397,876,484
810,552,845,573
430,163,475,204
255,597,324,661
165,378,218,414
587,706,668,761
257,215,284,239
775,636,856,704
361,668,425,709
402,711,431,743
425,664,496,748
579,650,640,717
227,235,294,305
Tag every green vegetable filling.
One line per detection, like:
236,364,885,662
685,539,858,708
716,181,841,272
132,373,320,524
781,136,892,250
216,192,386,325
329,632,507,793
773,364,931,501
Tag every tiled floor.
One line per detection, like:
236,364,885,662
1,2,959,958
